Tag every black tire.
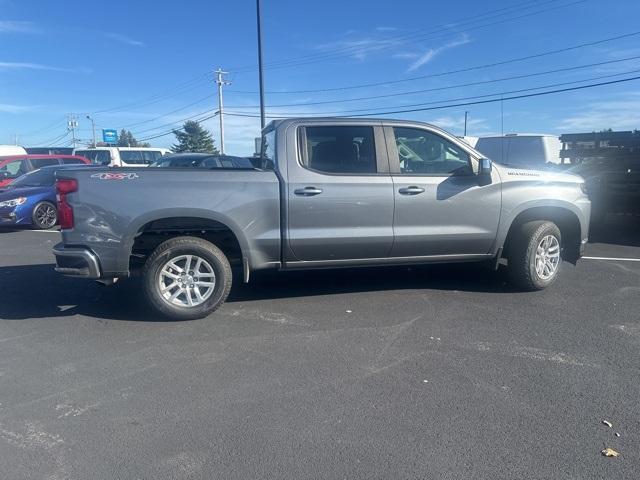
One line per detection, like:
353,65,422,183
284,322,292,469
32,201,57,229
507,220,562,291
142,236,232,320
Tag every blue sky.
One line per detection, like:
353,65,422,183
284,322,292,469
2,0,640,154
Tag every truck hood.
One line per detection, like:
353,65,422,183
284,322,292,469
493,163,584,184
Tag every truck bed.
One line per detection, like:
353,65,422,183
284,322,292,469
56,167,281,276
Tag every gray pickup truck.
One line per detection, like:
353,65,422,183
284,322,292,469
53,118,590,319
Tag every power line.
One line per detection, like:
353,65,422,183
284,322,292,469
136,112,219,142
20,117,67,138
231,0,577,72
123,53,640,135
222,74,640,119
131,108,218,136
234,68,640,116
131,71,640,141
93,72,211,114
120,93,216,129
231,30,640,94
226,54,640,109
33,131,70,147
260,0,586,71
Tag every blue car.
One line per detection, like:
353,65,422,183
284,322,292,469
0,165,91,229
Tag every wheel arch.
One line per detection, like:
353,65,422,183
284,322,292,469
122,208,251,280
499,204,582,264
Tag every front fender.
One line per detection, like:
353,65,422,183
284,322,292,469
494,198,589,253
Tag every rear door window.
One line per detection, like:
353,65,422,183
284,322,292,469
302,126,377,174
30,158,60,169
61,157,86,165
141,151,162,164
119,151,146,164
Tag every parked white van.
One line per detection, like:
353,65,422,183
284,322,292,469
0,145,28,157
475,134,562,169
457,136,479,148
73,147,170,167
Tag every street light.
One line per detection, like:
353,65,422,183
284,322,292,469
86,115,96,147
256,0,266,130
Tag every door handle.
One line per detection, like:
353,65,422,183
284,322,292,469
398,186,425,195
294,186,323,196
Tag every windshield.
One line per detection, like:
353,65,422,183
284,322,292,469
10,168,55,188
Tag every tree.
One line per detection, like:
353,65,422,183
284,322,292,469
172,121,219,153
117,129,150,148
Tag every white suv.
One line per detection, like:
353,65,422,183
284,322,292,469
73,147,170,167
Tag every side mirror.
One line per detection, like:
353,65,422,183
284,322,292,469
478,158,492,185
479,158,492,175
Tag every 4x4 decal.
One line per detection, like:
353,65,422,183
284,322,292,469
91,172,139,180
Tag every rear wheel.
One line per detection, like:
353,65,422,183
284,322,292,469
32,201,57,229
507,221,561,291
142,236,232,320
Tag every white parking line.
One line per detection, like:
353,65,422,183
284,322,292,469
583,256,640,262
31,230,60,233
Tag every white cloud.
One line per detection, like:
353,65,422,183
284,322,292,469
0,61,91,73
406,34,471,72
425,114,489,134
0,20,40,34
376,26,397,32
106,32,144,47
317,36,402,61
556,93,640,131
0,102,34,113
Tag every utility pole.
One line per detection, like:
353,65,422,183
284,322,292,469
86,115,96,147
67,114,78,148
464,111,468,136
215,68,230,154
256,0,266,130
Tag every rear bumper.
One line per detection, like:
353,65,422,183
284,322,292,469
52,243,101,278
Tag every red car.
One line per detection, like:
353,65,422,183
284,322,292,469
0,154,91,188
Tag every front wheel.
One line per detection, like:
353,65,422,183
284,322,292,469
142,236,232,320
507,221,562,291
32,201,57,229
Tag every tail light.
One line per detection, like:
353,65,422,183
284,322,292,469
56,178,78,230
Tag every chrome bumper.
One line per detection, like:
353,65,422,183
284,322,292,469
52,244,102,278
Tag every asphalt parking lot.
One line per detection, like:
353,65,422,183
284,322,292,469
0,217,639,480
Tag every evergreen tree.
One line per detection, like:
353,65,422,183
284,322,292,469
172,121,218,153
117,129,150,147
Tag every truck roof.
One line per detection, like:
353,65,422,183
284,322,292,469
266,117,455,132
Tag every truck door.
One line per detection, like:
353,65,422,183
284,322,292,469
287,124,394,262
386,126,501,257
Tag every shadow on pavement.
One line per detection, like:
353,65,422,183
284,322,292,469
589,214,640,248
0,262,511,322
